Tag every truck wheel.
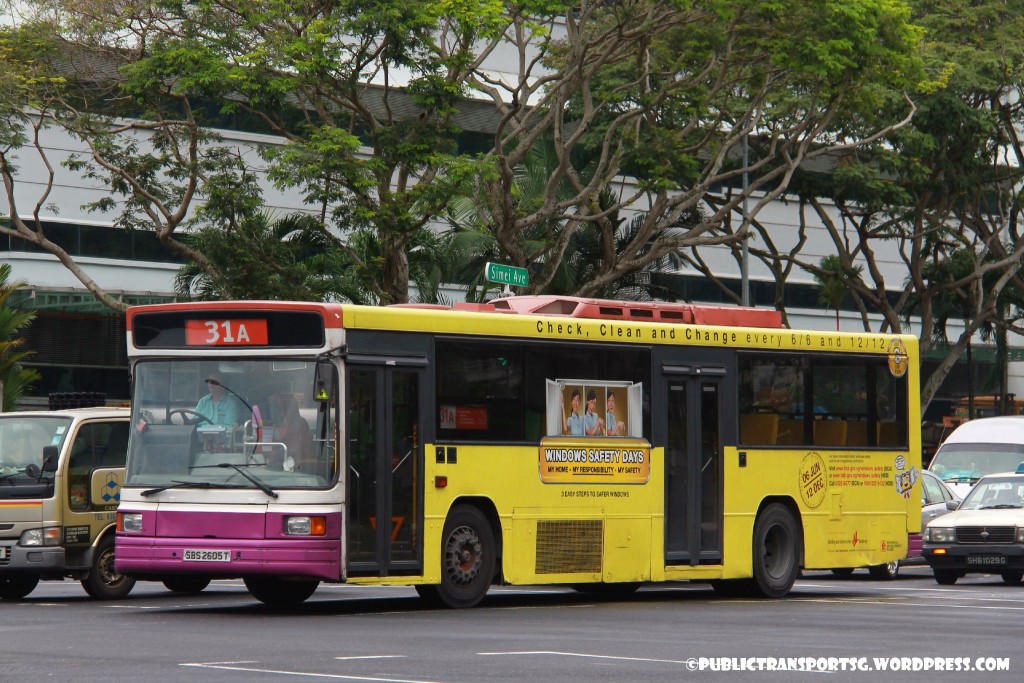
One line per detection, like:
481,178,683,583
82,535,136,599
0,575,39,600
751,503,801,598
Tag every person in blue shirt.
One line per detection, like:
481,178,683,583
195,372,243,427
562,389,584,436
583,389,605,436
605,390,626,436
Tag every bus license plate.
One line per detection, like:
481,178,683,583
967,555,1007,566
183,549,231,562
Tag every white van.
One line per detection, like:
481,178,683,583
928,417,1024,497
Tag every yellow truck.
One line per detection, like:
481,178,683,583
0,406,136,599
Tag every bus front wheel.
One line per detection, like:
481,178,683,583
245,577,319,608
427,505,496,609
751,503,801,598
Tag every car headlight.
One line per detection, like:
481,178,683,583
1017,528,1024,543
927,526,956,543
118,512,143,533
20,527,61,547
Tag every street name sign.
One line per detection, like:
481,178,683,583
484,262,529,287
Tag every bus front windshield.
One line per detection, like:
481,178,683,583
127,359,338,490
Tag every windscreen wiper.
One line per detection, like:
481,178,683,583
141,480,248,497
192,463,278,498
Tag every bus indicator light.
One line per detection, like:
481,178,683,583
435,476,448,488
185,319,269,346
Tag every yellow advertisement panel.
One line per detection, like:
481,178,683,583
539,437,651,484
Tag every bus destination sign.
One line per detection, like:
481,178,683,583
184,318,270,346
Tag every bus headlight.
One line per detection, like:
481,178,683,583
118,512,143,533
927,526,955,543
20,527,61,547
284,516,326,536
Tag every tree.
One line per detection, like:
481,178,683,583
5,0,923,307
813,255,863,331
0,263,39,411
453,0,925,297
680,0,1024,414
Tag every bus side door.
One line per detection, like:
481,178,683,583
660,358,730,566
345,359,425,576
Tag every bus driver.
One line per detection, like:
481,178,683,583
195,372,243,427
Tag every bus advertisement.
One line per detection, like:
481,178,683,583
115,296,921,608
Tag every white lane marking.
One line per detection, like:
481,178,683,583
476,651,834,676
792,598,1024,610
182,662,443,683
478,650,690,665
334,656,406,661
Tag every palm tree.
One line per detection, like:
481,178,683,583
0,263,40,411
445,140,671,302
813,255,864,331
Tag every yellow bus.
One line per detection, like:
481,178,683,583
115,296,920,607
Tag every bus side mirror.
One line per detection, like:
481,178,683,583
41,446,59,473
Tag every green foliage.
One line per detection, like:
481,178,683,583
812,255,864,329
0,264,40,412
175,212,346,301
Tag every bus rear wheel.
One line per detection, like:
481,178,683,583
751,503,801,598
244,577,319,608
82,535,136,599
163,577,212,593
429,505,496,609
0,575,39,600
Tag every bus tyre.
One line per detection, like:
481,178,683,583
751,503,801,598
432,505,496,609
933,569,959,585
244,577,319,608
868,561,900,580
0,575,40,600
82,535,136,599
163,577,212,594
